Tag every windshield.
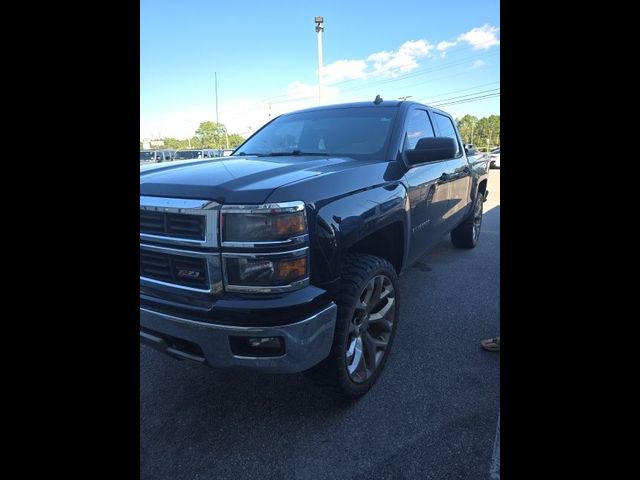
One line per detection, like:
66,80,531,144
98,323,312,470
236,106,399,160
175,150,203,159
140,151,154,160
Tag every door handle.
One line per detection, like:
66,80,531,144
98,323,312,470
439,173,450,181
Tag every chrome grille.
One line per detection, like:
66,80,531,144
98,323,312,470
140,249,209,289
140,210,205,240
139,196,222,294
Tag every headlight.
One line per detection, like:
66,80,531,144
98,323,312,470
220,202,310,293
221,201,307,246
223,249,309,293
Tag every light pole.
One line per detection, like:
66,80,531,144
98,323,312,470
215,72,220,149
471,121,475,146
315,16,324,104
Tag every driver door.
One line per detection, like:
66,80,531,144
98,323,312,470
402,108,453,264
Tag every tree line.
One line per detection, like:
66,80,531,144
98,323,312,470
455,114,500,151
141,115,500,152
141,121,245,150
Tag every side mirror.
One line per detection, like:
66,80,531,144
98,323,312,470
405,137,456,166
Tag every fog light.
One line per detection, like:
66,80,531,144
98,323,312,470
229,336,285,357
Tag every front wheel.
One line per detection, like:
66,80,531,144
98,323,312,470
303,254,400,398
451,193,483,249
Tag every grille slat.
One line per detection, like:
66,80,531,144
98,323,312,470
140,210,205,240
140,249,209,290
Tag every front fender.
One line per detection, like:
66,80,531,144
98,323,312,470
310,183,409,285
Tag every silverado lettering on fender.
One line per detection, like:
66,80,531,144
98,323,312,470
140,100,490,397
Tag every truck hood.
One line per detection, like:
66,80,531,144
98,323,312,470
140,155,385,204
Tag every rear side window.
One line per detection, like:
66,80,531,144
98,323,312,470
403,109,435,151
433,113,461,157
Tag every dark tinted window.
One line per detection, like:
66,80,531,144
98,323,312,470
236,107,399,160
140,151,154,161
175,151,203,159
433,113,461,157
403,109,435,151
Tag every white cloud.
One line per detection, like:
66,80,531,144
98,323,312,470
285,81,340,102
436,40,457,58
437,40,457,51
140,106,212,140
367,40,433,77
320,59,367,84
140,82,342,140
470,60,486,70
457,24,500,50
139,102,270,141
314,39,434,87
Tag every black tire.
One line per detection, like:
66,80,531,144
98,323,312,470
451,193,483,249
303,253,400,398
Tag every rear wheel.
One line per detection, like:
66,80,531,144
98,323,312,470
303,254,400,397
451,193,483,249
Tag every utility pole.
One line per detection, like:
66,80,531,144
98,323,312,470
215,72,220,150
315,16,324,104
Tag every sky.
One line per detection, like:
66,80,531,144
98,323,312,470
140,0,500,141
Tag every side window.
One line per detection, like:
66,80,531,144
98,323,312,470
433,113,462,157
203,151,209,158
403,109,435,151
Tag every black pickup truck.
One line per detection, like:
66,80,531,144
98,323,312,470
140,100,490,397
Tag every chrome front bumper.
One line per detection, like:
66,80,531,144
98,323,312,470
140,303,337,373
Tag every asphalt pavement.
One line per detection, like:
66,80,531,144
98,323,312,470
140,169,500,480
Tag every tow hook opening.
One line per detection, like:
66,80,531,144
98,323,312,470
229,336,285,357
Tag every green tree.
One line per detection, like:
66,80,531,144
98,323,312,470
457,114,479,145
474,115,500,151
227,133,245,148
194,121,228,149
162,137,191,150
486,115,500,148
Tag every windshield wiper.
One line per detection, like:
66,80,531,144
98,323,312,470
263,150,330,157
235,150,330,157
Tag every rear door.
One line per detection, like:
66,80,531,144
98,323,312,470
432,111,472,229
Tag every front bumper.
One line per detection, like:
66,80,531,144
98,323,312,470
140,303,337,373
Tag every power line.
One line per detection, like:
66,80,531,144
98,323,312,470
432,92,500,108
262,37,500,102
413,81,499,102
416,88,500,106
267,50,499,106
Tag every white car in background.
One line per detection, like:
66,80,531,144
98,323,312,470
489,148,500,169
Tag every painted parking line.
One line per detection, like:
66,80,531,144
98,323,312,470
490,411,500,479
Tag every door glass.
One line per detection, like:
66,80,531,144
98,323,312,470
403,109,435,151
433,113,462,157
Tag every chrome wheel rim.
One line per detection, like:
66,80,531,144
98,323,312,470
473,199,483,242
346,275,396,383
